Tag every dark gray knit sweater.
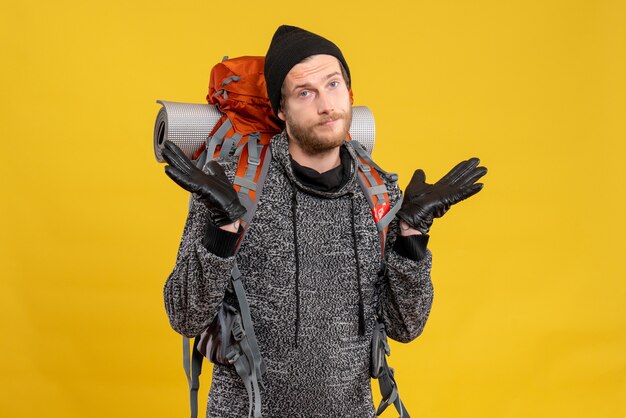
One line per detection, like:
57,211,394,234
164,132,434,418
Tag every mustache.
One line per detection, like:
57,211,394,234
318,111,346,125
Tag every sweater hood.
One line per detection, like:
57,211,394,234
271,131,360,198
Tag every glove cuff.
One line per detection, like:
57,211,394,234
396,212,433,235
208,201,247,227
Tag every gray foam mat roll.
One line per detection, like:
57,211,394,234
154,100,376,162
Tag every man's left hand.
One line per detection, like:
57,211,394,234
397,158,487,234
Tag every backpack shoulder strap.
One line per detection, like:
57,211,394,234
233,133,272,231
349,140,402,256
228,133,272,412
348,140,411,418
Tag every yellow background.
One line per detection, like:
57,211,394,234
2,0,624,417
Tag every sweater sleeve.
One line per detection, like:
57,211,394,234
378,181,434,343
163,159,240,338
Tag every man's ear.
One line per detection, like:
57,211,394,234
277,108,286,122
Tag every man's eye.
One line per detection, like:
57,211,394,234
329,81,339,88
299,90,310,97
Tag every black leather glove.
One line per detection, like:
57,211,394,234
161,141,246,227
397,158,487,234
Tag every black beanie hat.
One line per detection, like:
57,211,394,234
264,25,351,116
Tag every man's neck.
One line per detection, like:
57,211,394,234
288,139,342,174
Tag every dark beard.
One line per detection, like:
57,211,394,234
285,109,353,155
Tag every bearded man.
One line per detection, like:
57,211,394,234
163,25,486,417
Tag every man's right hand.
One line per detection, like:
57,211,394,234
162,141,246,227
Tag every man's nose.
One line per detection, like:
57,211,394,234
316,91,334,114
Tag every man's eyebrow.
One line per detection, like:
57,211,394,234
291,71,342,92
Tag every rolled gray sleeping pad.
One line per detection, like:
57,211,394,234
154,100,376,163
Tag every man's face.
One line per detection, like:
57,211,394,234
278,54,352,155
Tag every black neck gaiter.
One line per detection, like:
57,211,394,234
290,146,352,193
